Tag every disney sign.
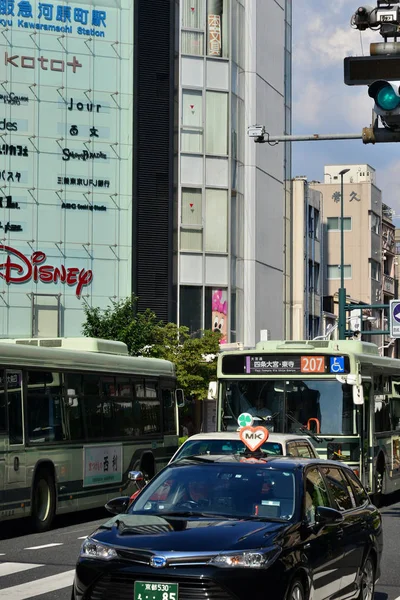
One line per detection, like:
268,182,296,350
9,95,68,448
0,245,93,298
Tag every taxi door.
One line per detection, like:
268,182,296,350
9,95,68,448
0,370,6,512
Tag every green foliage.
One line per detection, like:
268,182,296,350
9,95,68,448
178,436,188,446
82,295,160,356
82,296,221,400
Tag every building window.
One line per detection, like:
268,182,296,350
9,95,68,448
182,31,204,55
327,217,352,231
180,286,202,335
182,0,205,28
181,188,203,251
205,188,228,252
206,91,228,155
309,261,320,291
182,90,203,153
327,265,352,279
396,242,400,255
370,259,381,281
370,212,380,234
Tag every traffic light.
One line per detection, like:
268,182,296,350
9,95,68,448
368,80,400,129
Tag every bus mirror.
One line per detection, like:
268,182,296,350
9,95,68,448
175,389,185,408
208,381,217,400
128,471,144,482
353,385,364,405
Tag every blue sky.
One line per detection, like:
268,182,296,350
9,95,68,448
292,0,400,218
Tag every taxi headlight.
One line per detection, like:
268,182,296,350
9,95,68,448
80,538,118,560
210,548,280,569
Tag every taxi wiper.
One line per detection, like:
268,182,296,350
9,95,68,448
177,455,217,463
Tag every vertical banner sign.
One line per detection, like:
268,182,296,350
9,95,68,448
208,14,221,56
0,0,134,336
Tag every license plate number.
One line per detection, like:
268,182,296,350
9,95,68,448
134,582,178,600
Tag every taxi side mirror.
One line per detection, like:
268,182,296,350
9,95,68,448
105,496,130,515
315,506,344,527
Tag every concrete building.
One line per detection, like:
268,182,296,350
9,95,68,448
177,0,292,346
287,177,323,340
310,165,396,353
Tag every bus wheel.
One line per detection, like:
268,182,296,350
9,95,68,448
31,468,56,532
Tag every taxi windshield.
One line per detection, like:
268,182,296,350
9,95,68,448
174,439,283,460
130,463,296,521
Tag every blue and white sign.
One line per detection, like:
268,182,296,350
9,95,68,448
329,356,345,374
390,300,400,338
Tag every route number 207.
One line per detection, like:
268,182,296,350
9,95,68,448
300,356,325,373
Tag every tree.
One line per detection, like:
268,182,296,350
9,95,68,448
150,323,221,400
82,295,159,356
82,296,221,400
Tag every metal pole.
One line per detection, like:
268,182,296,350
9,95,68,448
256,133,363,143
338,169,350,340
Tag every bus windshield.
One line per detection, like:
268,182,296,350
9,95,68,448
222,379,355,435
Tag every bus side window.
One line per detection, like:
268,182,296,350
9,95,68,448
65,373,84,441
162,388,176,434
26,371,64,443
0,371,5,431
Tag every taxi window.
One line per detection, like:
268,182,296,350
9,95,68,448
175,439,283,460
304,467,330,524
286,442,298,457
320,466,354,511
344,469,369,507
296,443,313,458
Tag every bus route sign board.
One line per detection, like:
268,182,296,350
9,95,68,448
221,354,350,375
390,299,400,338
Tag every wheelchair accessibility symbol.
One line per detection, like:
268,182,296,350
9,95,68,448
330,357,345,373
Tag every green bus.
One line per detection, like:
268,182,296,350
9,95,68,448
0,337,180,531
211,339,400,505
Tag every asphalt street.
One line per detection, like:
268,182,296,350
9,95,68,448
0,498,399,600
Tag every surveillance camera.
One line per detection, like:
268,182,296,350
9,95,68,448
248,125,265,139
352,5,375,29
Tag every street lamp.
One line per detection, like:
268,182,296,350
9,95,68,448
338,168,350,340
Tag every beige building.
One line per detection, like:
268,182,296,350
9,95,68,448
287,178,323,340
310,165,396,355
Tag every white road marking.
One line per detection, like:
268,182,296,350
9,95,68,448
0,569,75,599
0,563,44,577
77,536,87,539
24,543,63,550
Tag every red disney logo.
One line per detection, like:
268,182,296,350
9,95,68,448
0,245,93,298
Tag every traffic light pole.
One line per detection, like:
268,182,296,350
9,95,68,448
249,129,400,145
338,168,350,340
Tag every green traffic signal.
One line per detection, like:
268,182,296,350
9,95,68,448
376,85,400,111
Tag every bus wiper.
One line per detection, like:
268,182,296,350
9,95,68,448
286,413,322,443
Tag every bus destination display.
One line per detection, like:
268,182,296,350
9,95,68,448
221,354,350,375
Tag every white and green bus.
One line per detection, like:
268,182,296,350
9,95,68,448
0,337,180,531
211,339,400,505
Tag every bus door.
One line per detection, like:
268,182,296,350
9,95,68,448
360,380,373,491
0,371,6,509
5,371,26,489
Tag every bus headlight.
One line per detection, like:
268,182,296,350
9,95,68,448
80,538,117,560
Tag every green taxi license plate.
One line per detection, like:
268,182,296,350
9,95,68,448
134,582,178,600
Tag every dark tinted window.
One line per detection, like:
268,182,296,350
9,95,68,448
321,466,354,511
26,371,64,443
0,370,5,431
7,371,23,444
135,380,161,435
65,373,84,441
344,469,369,507
304,467,330,524
162,388,176,434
